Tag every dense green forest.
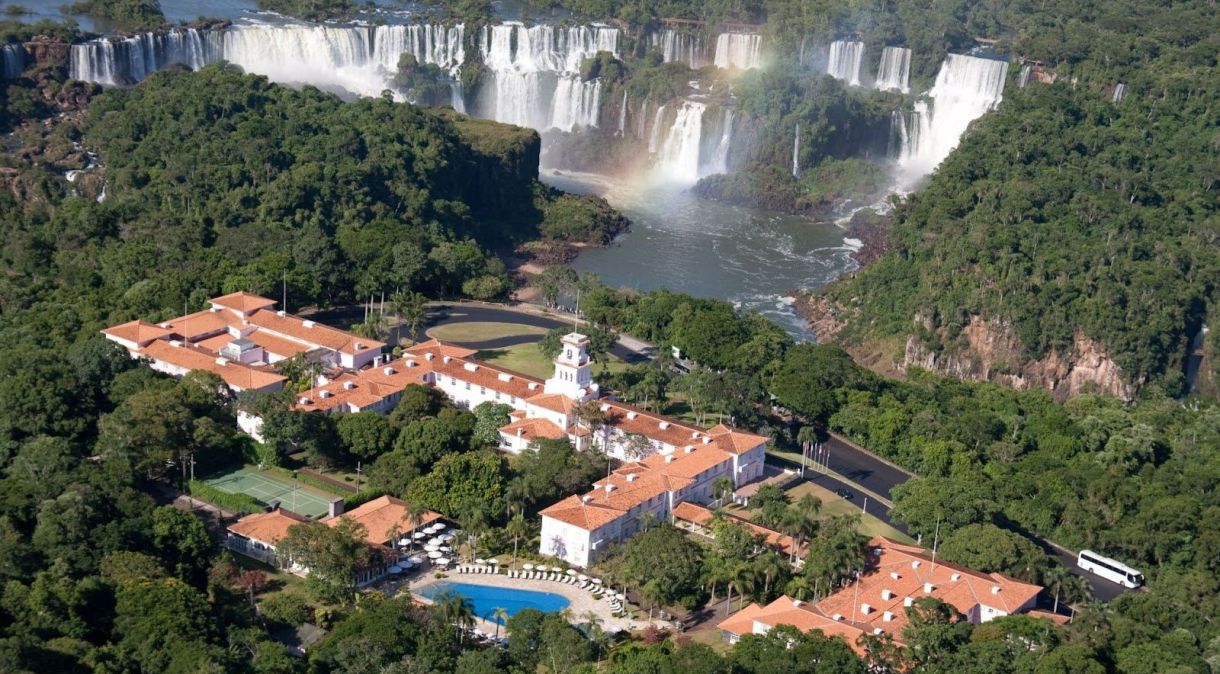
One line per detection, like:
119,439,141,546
64,0,166,32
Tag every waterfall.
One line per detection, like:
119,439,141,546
713,33,762,70
1112,83,1126,103
705,108,734,176
654,100,706,184
792,124,800,177
616,89,627,136
551,75,601,131
636,97,649,138
647,104,667,153
2,43,24,79
875,46,910,93
476,22,617,130
895,54,1007,180
827,40,864,86
1017,64,1031,88
651,29,707,69
69,21,620,134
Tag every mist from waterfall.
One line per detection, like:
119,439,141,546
894,54,1007,182
827,40,864,86
654,101,706,184
792,124,800,177
713,33,763,70
875,46,910,93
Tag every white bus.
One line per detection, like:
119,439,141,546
1077,550,1144,588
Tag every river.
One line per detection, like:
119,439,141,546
544,171,858,340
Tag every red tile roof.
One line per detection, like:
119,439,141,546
210,291,278,314
228,509,311,546
140,340,287,391
500,417,569,442
671,502,805,558
101,320,173,346
247,311,384,356
325,495,441,547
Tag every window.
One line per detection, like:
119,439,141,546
465,382,470,391
480,387,486,395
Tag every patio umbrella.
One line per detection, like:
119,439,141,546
432,522,447,531
398,537,411,547
436,557,450,565
409,556,424,564
475,558,486,565
566,569,578,576
412,532,427,540
440,533,454,542
522,563,534,570
616,593,626,601
438,546,451,552
578,574,589,581
428,550,442,559
424,544,439,552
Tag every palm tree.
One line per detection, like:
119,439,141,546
405,501,428,553
491,607,509,639
436,591,476,644
582,611,610,664
712,476,734,506
725,561,757,615
784,573,813,601
506,512,528,564
1043,565,1093,612
796,425,819,475
755,550,787,600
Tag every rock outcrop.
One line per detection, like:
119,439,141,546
901,316,1136,401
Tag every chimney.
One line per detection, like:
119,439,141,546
626,473,637,482
665,455,676,463
528,383,538,390
873,628,884,635
890,571,901,580
684,446,695,454
383,367,396,375
210,306,220,313
268,500,281,511
328,498,345,518
319,390,331,399
911,560,921,569
691,432,700,439
517,428,524,437
406,359,417,367
659,421,670,429
581,495,592,504
951,573,961,582
498,373,512,382
605,484,616,493
991,585,1001,595
302,320,315,328
425,353,434,361
343,381,356,390
464,362,478,372
904,597,914,607
355,342,364,350
298,397,311,405
924,582,934,593
860,603,872,614
881,589,893,600
883,611,895,622
215,357,228,366
702,437,712,444
832,613,843,621
443,356,452,364
627,411,638,420
277,310,286,317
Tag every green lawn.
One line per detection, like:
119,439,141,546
427,321,548,342
477,342,630,379
784,481,915,544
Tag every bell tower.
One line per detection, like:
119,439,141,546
544,332,598,400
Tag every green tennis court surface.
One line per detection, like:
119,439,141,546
203,466,335,518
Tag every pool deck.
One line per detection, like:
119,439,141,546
401,570,666,635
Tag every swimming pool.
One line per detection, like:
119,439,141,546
418,581,569,624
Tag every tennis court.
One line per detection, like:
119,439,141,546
203,466,335,518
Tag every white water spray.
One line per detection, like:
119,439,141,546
827,40,864,86
713,33,762,70
875,46,910,93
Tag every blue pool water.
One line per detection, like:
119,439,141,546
419,582,569,624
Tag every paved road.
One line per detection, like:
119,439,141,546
772,438,1127,603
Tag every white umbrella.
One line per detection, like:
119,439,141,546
439,546,451,553
489,558,500,565
522,563,534,570
440,533,454,542
553,566,565,573
424,544,439,552
436,557,450,566
432,522,447,531
409,556,424,564
398,537,411,547
591,578,602,585
428,550,442,559
412,532,427,540
566,569,578,576
475,558,486,565
428,537,442,546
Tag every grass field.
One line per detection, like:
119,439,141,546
203,465,336,518
477,342,631,379
784,481,915,543
426,321,548,342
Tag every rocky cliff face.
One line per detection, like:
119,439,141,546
902,316,1136,401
